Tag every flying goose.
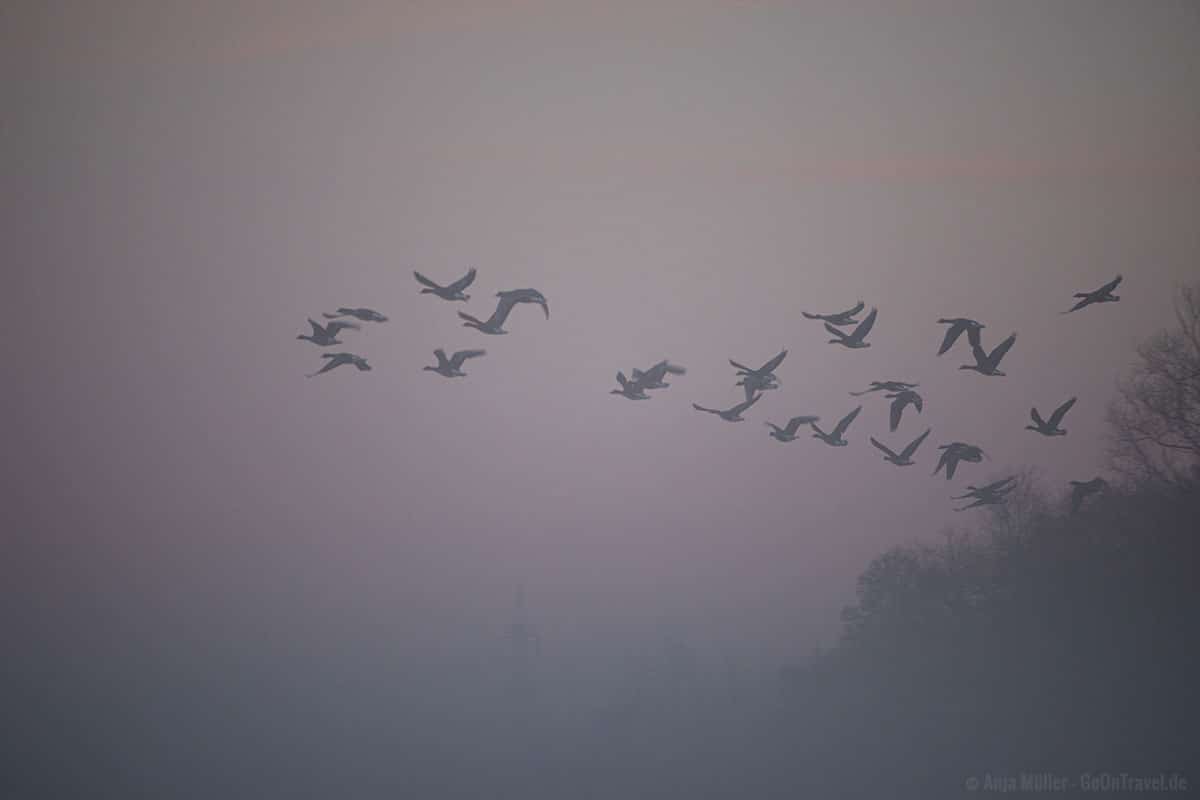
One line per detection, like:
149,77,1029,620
825,307,877,349
885,389,923,432
1069,477,1107,513
611,371,650,400
936,317,984,356
953,476,1018,500
322,307,388,323
458,293,544,335
730,349,787,381
1063,275,1122,314
1027,396,1077,436
869,428,932,466
932,442,986,480
952,476,1017,511
801,301,864,326
424,348,486,378
306,352,371,378
765,415,821,443
849,380,919,397
414,268,477,301
810,406,862,446
693,393,762,422
496,288,550,319
960,329,1016,376
630,360,686,390
297,318,360,346
737,371,781,401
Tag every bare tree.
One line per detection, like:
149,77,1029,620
1107,283,1200,488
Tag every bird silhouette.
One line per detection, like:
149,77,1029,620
414,268,477,301
825,308,877,349
960,329,1016,376
765,415,821,443
424,348,486,378
1027,397,1077,436
810,406,862,446
693,393,762,421
936,317,984,356
801,301,864,326
297,318,360,346
322,307,388,322
869,428,932,466
306,352,371,378
1063,275,1122,313
885,390,923,432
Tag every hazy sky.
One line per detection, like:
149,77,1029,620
7,0,1200,668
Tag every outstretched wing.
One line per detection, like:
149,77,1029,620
450,349,486,368
1098,274,1122,294
889,396,903,432
869,437,899,459
307,318,324,336
840,301,865,318
326,320,360,334
852,307,878,340
833,405,862,438
824,322,848,340
729,359,755,373
433,348,449,368
785,415,819,434
448,268,477,293
486,295,519,327
1048,396,1077,427
900,428,932,459
937,322,965,356
731,393,762,415
757,349,788,375
693,403,718,415
1030,407,1045,427
988,332,1017,364
413,271,441,289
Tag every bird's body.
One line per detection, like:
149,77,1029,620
737,371,780,400
630,360,686,390
496,288,550,319
424,348,486,378
810,406,862,446
693,393,762,422
1027,396,1077,436
611,371,650,400
306,352,371,378
870,428,932,466
765,415,821,442
323,307,388,323
801,301,864,327
1064,275,1122,313
1069,477,1107,513
825,308,877,349
458,293,542,334
297,318,360,346
885,389,923,432
933,442,986,480
960,329,1016,376
414,268,476,301
849,380,919,397
936,317,984,356
953,476,1017,511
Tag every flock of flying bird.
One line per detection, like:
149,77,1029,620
297,271,1124,514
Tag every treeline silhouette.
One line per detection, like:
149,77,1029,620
774,285,1200,797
